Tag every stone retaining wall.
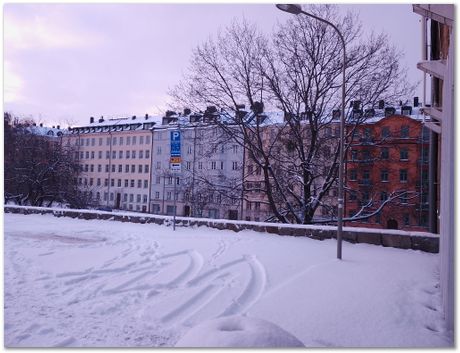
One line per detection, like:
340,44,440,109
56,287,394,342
4,206,439,253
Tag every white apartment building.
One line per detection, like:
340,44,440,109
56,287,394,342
150,112,243,219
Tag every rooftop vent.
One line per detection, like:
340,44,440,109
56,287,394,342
378,100,385,109
90,117,94,124
183,108,191,116
99,116,104,123
57,125,60,130
413,97,419,107
384,107,396,117
145,113,149,120
401,106,412,115
132,115,137,120
39,123,43,127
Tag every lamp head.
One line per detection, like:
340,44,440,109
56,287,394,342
275,4,303,15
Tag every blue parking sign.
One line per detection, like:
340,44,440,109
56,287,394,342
170,130,181,157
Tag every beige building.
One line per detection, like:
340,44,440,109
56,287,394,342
64,115,156,212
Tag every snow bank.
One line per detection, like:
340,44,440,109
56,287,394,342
175,315,304,347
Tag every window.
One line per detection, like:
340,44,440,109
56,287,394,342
186,161,191,170
143,194,147,203
119,136,124,145
155,192,160,199
138,165,143,173
132,136,137,145
137,180,142,188
381,147,389,159
168,177,173,185
351,150,358,161
86,139,90,146
157,146,162,155
112,136,117,145
211,161,216,170
156,176,161,184
105,164,109,172
145,150,150,159
132,151,136,159
380,170,388,182
91,151,95,159
349,191,357,201
89,178,93,186
144,165,149,173
380,191,388,201
117,179,122,187
129,194,134,202
400,148,409,161
97,178,101,186
176,177,180,185
126,151,130,159
145,136,150,145
232,145,238,154
90,164,94,172
156,161,161,170
363,170,370,180
125,179,129,187
198,162,203,170
106,137,110,146
104,192,108,201
85,151,89,159
84,164,89,172
143,180,148,188
166,192,171,200
349,169,357,181
119,151,123,159
232,161,238,170
104,178,108,186
139,150,144,159
111,164,115,173
399,192,408,204
99,138,103,146
403,213,410,225
137,194,141,203
131,165,135,173
80,151,84,159
140,136,144,145
110,179,114,187
130,180,135,187
123,194,128,202
400,125,409,138
400,169,408,183
125,164,129,173
381,126,390,138
127,136,131,145
98,151,102,159
118,165,122,173
112,150,116,159
106,151,110,159
187,145,192,155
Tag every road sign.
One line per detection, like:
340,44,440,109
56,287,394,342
170,130,181,157
170,130,181,173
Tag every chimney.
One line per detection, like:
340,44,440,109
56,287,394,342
413,96,419,107
378,100,385,109
33,123,37,126
99,116,104,123
52,126,55,129
145,113,149,120
132,115,136,120
90,116,94,124
57,125,60,130
39,123,43,127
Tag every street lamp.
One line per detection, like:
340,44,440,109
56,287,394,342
276,4,346,259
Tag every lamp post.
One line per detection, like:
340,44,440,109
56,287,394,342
276,4,346,259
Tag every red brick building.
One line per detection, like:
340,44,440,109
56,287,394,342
345,113,429,231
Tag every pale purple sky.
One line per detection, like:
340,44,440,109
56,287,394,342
4,3,422,127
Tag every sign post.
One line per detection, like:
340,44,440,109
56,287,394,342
170,130,181,231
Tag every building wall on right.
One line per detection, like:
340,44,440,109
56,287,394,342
413,4,454,337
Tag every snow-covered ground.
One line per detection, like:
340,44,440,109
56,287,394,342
4,213,452,347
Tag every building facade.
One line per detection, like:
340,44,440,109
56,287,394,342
345,113,429,231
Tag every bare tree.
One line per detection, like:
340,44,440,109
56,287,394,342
170,5,415,224
4,113,84,208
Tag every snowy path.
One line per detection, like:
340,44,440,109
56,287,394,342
4,213,452,347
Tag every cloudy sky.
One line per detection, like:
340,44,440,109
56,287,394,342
4,3,422,127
